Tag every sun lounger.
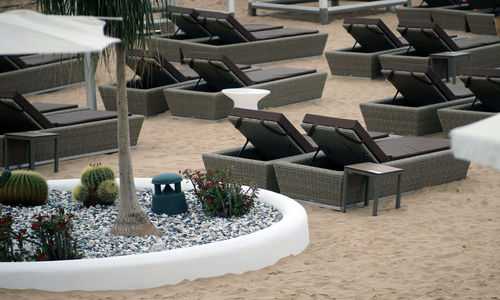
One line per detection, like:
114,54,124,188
149,10,327,65
163,52,327,120
0,91,144,167
430,0,500,32
0,54,86,94
99,49,252,116
325,18,409,78
379,21,500,78
167,5,283,39
438,67,500,134
395,0,461,24
360,62,475,135
203,108,389,192
273,114,470,209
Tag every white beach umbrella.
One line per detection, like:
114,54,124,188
450,114,500,170
0,9,120,109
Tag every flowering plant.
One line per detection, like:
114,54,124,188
0,213,29,262
183,169,258,218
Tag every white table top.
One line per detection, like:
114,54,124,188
450,114,500,170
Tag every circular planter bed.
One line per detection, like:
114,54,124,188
0,178,309,291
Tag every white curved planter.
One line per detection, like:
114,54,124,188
0,178,309,291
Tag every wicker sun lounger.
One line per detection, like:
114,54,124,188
202,108,388,192
164,52,328,120
360,62,475,135
273,114,470,209
379,21,500,77
438,67,500,134
430,0,500,32
395,0,461,24
0,54,86,94
325,18,409,78
0,91,144,167
149,10,328,65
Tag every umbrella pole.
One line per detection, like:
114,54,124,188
84,52,97,110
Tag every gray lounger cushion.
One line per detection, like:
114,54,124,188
343,17,408,52
460,67,500,112
381,62,473,106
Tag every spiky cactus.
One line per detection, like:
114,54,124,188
0,170,48,206
73,163,118,206
0,169,11,189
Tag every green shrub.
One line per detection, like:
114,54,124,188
183,169,258,218
0,170,48,206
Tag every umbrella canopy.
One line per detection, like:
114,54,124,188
450,114,500,170
0,9,120,55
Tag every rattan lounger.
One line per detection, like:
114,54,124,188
273,114,470,209
203,108,388,192
438,67,500,134
396,0,461,24
0,54,86,94
325,18,409,78
430,0,500,32
149,10,328,64
379,21,500,77
0,91,144,167
360,62,475,135
164,52,328,120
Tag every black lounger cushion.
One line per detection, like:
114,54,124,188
0,91,53,134
460,67,500,112
32,102,78,113
376,136,450,160
343,18,407,52
246,67,316,84
46,110,119,127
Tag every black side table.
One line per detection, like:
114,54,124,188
429,51,471,84
341,162,403,216
4,131,59,172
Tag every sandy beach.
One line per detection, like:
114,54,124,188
2,0,500,298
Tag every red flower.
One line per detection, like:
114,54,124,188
246,203,250,208
207,200,212,204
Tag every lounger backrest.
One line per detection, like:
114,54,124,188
0,56,20,72
127,49,186,86
229,108,316,158
397,21,459,55
343,18,405,51
0,91,53,134
423,0,461,7
301,114,390,165
184,52,253,90
167,5,211,38
467,0,500,9
382,62,456,106
460,67,500,112
197,10,255,43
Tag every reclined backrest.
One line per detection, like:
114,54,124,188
0,91,54,133
423,0,461,7
229,108,316,158
196,10,255,43
167,5,211,38
397,21,459,55
301,114,390,165
184,52,253,90
460,67,500,112
127,49,188,86
382,62,460,106
466,0,500,9
0,56,20,72
343,18,406,52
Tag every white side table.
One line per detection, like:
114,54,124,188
222,88,270,110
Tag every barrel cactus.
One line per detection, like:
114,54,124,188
73,163,118,206
0,170,48,206
0,169,11,189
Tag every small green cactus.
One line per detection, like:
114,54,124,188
81,163,115,189
97,180,119,205
0,170,48,206
0,169,11,189
76,163,117,206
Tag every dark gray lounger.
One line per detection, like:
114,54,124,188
164,52,327,120
325,18,409,78
0,91,144,167
273,115,470,209
438,67,500,134
360,62,475,135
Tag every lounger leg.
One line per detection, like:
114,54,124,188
396,173,402,209
341,170,349,213
372,176,380,216
364,176,371,207
29,139,35,170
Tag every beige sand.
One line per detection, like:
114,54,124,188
2,1,500,298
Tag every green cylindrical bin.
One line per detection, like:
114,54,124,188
151,173,187,215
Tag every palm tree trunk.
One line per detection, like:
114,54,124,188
110,45,161,236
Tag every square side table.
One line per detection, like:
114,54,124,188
341,162,403,216
429,51,471,84
4,131,59,172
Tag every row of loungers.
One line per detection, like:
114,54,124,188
326,18,500,79
0,91,144,168
203,108,470,209
396,0,500,34
99,50,327,119
148,6,328,65
0,54,86,94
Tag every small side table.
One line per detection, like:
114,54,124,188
341,162,403,216
4,131,59,172
429,51,471,84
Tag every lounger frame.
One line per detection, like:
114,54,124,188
438,102,496,135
